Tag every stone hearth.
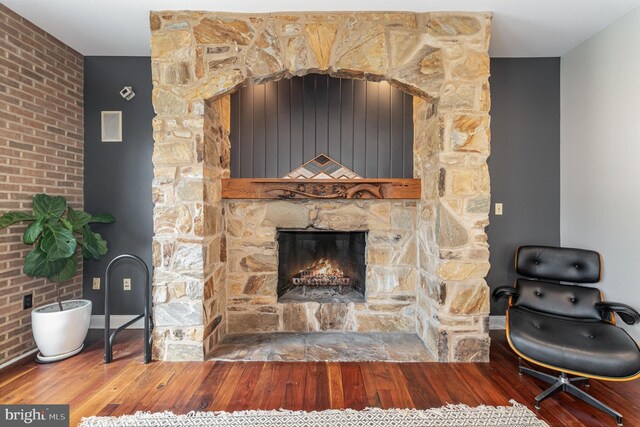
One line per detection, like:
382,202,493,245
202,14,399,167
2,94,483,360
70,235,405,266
209,332,434,362
151,11,492,362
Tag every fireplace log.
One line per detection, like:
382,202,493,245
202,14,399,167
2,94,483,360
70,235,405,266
221,178,421,199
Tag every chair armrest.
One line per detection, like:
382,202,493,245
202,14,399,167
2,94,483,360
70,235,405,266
492,286,519,302
595,301,640,325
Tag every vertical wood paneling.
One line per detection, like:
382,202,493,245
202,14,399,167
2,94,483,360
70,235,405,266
253,84,266,178
303,76,316,162
352,80,367,177
328,77,342,160
290,78,304,171
315,75,329,155
340,79,354,170
265,81,279,178
277,79,291,177
403,95,414,177
390,88,404,178
378,82,391,178
365,81,379,178
230,75,413,178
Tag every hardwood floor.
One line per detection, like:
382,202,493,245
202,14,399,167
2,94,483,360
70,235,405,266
1,330,639,426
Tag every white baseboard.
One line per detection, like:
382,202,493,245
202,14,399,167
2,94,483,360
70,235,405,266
0,348,38,370
489,315,506,330
489,315,507,331
90,314,144,329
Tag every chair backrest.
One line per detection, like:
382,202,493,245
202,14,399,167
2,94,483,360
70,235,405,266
513,246,604,320
514,279,603,319
516,245,601,283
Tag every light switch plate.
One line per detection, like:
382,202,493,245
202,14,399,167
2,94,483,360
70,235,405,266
495,203,503,215
123,278,131,291
92,277,101,290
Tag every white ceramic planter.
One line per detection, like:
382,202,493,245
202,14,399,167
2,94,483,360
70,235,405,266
31,299,92,359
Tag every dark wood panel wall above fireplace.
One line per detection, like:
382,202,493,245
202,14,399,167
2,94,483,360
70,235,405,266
230,74,414,179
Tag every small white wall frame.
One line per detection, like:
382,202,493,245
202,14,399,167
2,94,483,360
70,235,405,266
101,111,122,142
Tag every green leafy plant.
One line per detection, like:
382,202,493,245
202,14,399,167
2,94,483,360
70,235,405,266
0,194,114,311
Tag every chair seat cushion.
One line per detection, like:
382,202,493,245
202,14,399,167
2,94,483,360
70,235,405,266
508,306,640,378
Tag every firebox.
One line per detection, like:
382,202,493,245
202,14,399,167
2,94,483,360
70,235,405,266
277,230,366,303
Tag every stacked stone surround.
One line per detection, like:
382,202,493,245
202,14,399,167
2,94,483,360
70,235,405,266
151,11,492,362
225,200,418,334
0,5,84,363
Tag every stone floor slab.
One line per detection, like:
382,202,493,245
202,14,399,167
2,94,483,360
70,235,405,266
208,332,434,362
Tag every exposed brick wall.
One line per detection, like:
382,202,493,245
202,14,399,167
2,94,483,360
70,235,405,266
0,5,84,363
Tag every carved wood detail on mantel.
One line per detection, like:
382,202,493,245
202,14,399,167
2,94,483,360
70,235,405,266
221,179,421,200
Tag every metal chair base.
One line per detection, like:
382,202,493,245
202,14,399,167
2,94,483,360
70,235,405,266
519,365,623,426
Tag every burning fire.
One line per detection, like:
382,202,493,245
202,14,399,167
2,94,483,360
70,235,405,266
293,258,350,286
307,258,341,277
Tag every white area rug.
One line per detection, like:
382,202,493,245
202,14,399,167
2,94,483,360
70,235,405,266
80,401,549,426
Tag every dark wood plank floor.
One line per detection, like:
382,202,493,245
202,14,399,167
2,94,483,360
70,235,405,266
1,330,639,426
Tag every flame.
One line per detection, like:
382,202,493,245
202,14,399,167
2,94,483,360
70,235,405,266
309,258,342,277
294,257,350,286
298,258,345,278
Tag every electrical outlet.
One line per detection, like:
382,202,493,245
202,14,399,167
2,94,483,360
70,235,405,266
495,203,503,216
92,277,101,290
23,293,33,310
123,278,132,291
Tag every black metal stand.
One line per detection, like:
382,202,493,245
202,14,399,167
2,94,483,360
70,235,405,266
104,254,153,364
519,365,623,426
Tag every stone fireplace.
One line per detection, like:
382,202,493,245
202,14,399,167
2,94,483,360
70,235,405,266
151,11,492,362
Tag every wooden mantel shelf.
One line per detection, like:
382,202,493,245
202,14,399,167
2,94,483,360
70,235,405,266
221,178,421,200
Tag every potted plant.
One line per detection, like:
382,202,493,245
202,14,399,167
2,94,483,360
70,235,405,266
0,194,114,362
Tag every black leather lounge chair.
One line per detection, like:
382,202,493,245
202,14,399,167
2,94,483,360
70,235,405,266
493,245,640,425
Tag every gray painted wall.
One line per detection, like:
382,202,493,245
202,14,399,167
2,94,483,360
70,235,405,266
81,57,560,316
561,8,640,341
487,58,561,314
83,57,154,315
230,75,414,178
